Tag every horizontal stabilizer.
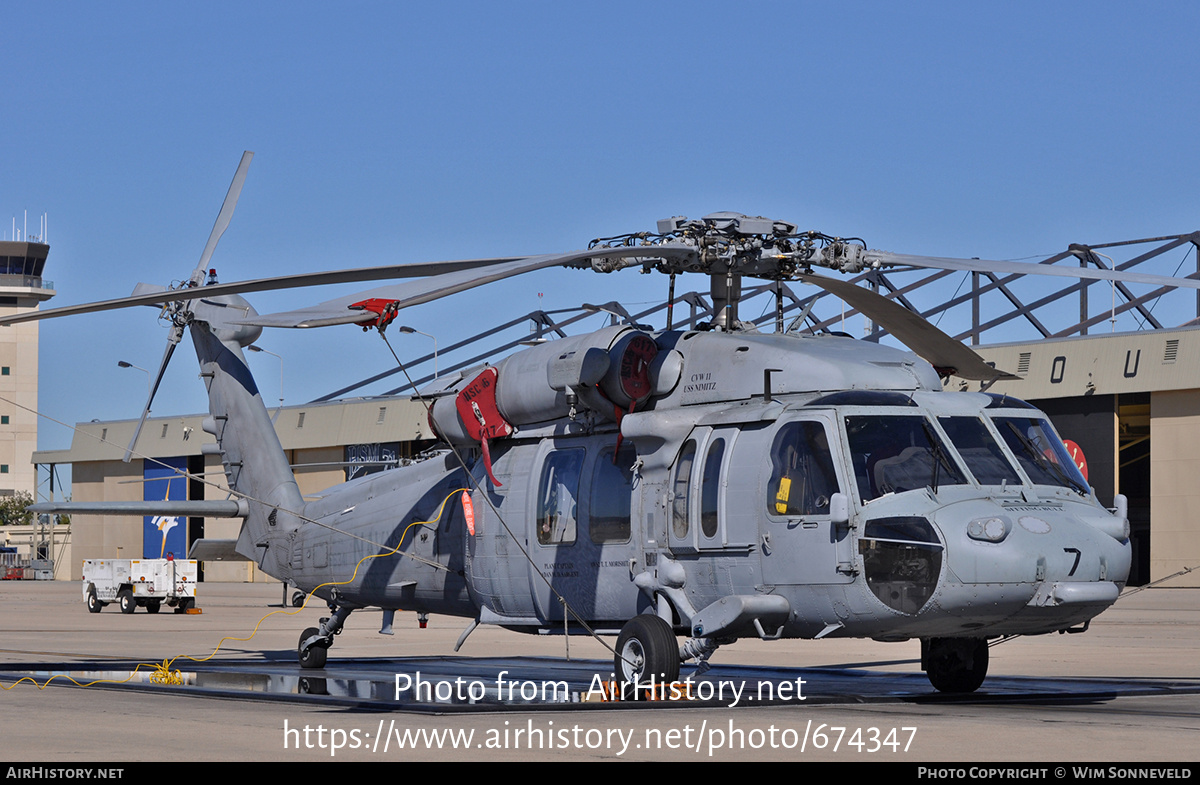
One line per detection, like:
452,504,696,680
188,539,249,561
27,500,248,518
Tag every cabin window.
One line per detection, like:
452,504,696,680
844,415,966,502
536,448,584,545
590,446,635,543
992,416,1088,493
671,440,696,538
767,421,840,517
938,416,1021,486
700,438,725,538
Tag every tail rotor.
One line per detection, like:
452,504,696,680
122,151,254,461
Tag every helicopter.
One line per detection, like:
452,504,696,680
14,152,1194,694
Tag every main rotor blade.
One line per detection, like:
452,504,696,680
234,245,697,328
797,272,1017,381
865,250,1200,290
0,256,533,327
123,338,178,462
191,151,254,286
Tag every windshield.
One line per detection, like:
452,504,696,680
844,415,967,502
992,416,1088,493
937,416,1022,486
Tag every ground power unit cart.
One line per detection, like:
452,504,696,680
82,557,197,614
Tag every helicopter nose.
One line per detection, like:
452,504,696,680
930,504,1130,633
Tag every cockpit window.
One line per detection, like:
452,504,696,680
845,415,967,502
859,516,942,614
938,416,1022,486
767,421,840,516
992,416,1088,493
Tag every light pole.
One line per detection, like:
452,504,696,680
247,345,284,408
397,326,438,378
117,360,151,397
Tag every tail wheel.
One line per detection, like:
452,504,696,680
615,614,679,691
924,637,989,693
298,627,329,669
118,589,136,615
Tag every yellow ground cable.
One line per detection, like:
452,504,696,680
0,487,468,691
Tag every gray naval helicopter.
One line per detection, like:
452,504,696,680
18,153,1188,693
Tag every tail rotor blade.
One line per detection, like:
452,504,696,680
123,338,179,462
191,151,254,285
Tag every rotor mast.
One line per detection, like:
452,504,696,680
586,211,874,333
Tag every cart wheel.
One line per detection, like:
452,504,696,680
146,600,161,614
118,589,136,615
87,587,102,614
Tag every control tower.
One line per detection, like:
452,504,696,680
0,239,54,498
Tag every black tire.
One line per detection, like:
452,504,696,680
86,587,102,614
614,614,679,690
118,589,136,615
146,600,161,614
291,591,307,608
298,627,329,669
924,637,989,693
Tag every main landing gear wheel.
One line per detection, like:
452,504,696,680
118,589,136,615
615,614,680,693
86,587,103,613
298,627,329,669
923,637,989,693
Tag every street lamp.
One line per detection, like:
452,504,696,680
397,326,438,378
117,360,151,396
247,345,284,408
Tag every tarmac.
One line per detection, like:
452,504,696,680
1,579,1198,763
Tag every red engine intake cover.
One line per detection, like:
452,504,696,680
455,367,513,441
615,333,658,404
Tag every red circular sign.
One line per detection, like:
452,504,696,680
1062,439,1088,481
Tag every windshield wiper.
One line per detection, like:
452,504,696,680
921,420,946,494
1004,421,1087,496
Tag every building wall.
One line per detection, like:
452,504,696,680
69,459,144,580
0,298,42,498
1149,390,1200,587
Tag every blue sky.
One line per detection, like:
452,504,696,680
5,1,1200,455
